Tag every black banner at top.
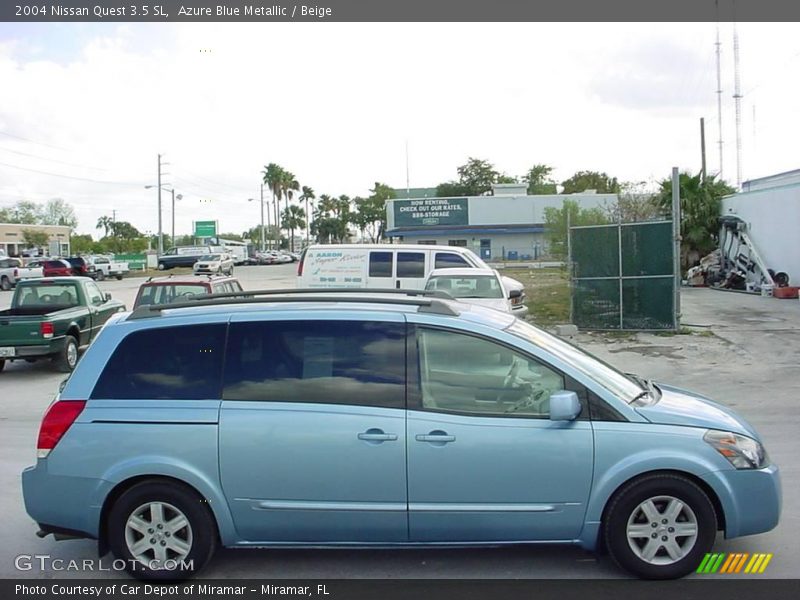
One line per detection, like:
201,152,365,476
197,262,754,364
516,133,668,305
2,0,799,23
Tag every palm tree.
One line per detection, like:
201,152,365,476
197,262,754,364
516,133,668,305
281,204,306,251
261,163,284,248
96,215,114,238
299,186,315,246
280,170,300,243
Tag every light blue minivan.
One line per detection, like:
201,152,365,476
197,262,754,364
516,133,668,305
22,291,781,580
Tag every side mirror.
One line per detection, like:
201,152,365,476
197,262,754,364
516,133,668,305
549,390,582,421
508,289,522,299
104,293,112,301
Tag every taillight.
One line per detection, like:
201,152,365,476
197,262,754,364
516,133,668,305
14,268,19,277
36,400,86,458
40,322,54,339
297,253,305,276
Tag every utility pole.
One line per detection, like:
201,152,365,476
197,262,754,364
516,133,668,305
157,153,163,255
260,184,265,252
700,118,707,183
732,7,743,188
715,0,724,178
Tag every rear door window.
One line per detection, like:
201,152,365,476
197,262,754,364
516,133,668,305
223,320,405,409
397,252,425,278
91,324,226,400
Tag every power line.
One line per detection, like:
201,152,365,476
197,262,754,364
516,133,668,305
0,146,108,171
0,130,69,152
0,160,146,186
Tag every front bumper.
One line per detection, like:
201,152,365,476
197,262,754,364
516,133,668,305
705,463,782,539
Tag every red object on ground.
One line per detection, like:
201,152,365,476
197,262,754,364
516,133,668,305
772,286,799,299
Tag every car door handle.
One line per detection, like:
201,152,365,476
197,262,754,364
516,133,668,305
358,429,398,442
415,431,456,443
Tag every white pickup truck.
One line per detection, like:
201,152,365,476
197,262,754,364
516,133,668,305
85,255,129,281
0,257,44,290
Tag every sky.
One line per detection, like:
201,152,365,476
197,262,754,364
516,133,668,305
1,21,799,238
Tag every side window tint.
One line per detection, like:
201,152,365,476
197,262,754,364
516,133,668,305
86,282,104,304
369,252,393,277
435,253,470,269
223,320,405,409
397,252,425,278
91,324,226,400
417,328,564,418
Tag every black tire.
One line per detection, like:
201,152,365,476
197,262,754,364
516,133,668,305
96,270,106,281
107,481,218,581
157,263,166,271
0,359,5,373
54,335,79,373
116,274,123,281
0,276,10,291
604,473,717,579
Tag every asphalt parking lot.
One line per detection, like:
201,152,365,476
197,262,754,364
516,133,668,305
0,268,797,578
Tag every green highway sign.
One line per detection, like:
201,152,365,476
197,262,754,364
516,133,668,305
194,220,217,237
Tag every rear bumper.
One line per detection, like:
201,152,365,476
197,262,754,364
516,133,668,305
2,338,65,359
22,462,109,540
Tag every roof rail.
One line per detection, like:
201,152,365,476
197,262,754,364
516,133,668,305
127,290,460,320
192,287,454,301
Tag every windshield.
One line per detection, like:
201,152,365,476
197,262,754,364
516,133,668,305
198,255,221,261
507,319,644,403
426,275,504,299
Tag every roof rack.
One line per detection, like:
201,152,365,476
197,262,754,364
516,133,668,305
127,288,460,320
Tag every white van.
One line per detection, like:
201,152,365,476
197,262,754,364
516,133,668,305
297,244,524,292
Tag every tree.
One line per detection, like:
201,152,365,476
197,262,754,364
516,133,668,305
656,171,735,269
262,163,285,234
604,181,665,223
281,204,306,250
70,234,99,255
312,194,351,244
6,201,43,224
436,157,504,197
41,198,78,228
543,199,609,259
523,164,558,195
281,169,300,241
96,215,114,238
561,171,621,194
21,228,50,249
353,182,395,242
299,186,315,244
246,224,281,248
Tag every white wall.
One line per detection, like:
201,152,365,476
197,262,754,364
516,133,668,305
721,183,800,284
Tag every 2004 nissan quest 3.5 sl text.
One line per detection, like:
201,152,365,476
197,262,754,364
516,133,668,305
21,290,781,580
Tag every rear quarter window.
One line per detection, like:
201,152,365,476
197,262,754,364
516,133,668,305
91,324,226,400
434,252,471,269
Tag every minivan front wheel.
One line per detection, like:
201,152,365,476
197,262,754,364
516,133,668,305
108,481,217,580
604,474,717,579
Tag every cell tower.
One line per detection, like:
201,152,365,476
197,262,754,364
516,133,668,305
732,11,743,188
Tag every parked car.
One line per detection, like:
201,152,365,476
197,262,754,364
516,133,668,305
1,257,43,290
298,244,525,294
157,246,210,270
65,257,95,278
0,277,126,372
28,259,73,278
21,290,780,580
133,274,244,309
425,267,528,316
193,253,234,275
84,255,129,281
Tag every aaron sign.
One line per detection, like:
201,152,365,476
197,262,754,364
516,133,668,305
393,198,469,227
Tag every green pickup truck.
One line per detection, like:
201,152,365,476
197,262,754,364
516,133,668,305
0,277,126,372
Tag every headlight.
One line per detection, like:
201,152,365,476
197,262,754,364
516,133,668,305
704,430,768,469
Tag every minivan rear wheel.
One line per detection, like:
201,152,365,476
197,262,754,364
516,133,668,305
604,473,717,579
108,481,217,580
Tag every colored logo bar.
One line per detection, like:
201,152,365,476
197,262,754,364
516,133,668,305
696,552,773,574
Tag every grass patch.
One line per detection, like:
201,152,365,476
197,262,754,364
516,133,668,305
511,267,571,328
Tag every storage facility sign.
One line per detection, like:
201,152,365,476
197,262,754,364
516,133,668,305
393,198,469,227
